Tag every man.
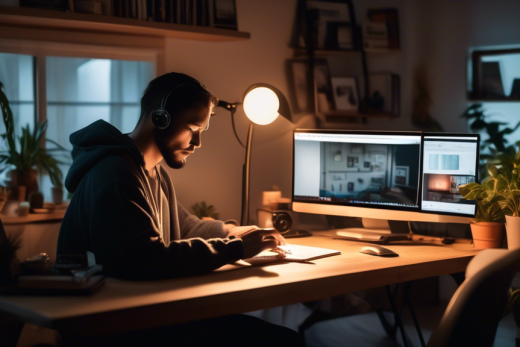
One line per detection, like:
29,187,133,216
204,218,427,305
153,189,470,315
57,72,300,346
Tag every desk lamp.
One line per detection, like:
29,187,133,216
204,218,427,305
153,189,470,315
217,84,292,227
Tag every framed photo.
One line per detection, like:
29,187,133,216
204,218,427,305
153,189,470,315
287,58,334,113
331,77,358,112
351,143,362,154
325,22,355,50
213,0,237,30
306,0,355,49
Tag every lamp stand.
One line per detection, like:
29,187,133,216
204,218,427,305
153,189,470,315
241,123,254,226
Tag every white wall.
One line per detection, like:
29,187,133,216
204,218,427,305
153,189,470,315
164,0,297,222
163,0,520,224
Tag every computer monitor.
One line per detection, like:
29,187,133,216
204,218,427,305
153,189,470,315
292,129,479,224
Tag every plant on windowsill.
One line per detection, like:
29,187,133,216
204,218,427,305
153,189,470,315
459,165,506,249
0,81,68,199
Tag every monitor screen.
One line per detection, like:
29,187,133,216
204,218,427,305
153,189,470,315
421,134,479,217
292,130,479,224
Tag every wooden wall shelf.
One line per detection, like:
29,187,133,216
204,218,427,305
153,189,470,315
0,6,251,42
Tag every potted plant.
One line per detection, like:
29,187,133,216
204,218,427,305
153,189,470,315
191,201,219,220
461,103,520,179
492,146,520,249
459,166,506,249
0,81,67,198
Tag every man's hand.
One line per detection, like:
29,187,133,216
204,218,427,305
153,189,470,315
227,226,286,259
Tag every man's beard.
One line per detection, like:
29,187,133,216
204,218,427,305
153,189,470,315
153,128,186,169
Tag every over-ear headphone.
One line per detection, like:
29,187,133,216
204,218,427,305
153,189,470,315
151,81,208,129
151,85,182,130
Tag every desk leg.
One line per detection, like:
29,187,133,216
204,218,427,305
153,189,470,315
383,284,414,347
0,313,25,347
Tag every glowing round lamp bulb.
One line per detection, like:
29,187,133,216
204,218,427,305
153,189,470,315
243,87,280,125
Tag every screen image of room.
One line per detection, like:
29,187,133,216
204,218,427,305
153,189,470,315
319,141,420,207
422,174,476,204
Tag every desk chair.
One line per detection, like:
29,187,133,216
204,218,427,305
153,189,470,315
427,248,520,347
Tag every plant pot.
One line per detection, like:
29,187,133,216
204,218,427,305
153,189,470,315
470,222,504,249
52,186,63,205
506,216,520,250
10,169,39,198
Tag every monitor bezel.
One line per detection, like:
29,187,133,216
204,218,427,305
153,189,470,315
292,129,424,214
419,132,480,219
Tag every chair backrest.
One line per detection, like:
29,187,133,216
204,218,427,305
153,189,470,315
427,248,520,347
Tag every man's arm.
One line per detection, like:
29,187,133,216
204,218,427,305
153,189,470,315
89,184,243,280
177,203,231,239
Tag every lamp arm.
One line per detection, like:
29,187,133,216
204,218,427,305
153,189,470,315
216,100,245,148
230,109,246,149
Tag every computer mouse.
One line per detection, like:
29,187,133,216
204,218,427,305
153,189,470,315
441,237,455,244
359,245,399,257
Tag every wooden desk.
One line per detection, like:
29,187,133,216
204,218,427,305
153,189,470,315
0,232,478,338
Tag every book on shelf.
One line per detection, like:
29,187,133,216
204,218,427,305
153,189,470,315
362,21,388,51
74,0,103,14
367,8,400,50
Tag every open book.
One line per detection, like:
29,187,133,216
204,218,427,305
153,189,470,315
245,244,341,265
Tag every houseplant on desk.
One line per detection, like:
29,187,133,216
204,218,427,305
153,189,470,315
459,166,506,249
493,147,520,249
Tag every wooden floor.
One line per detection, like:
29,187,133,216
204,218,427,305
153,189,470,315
304,302,517,347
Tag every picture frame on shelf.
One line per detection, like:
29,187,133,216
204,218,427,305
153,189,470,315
287,58,334,113
325,22,355,50
331,77,358,112
306,0,356,50
213,0,237,30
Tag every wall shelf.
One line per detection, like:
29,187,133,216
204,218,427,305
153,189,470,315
0,6,251,42
293,48,401,58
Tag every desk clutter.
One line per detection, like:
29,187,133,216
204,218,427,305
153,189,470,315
0,243,104,296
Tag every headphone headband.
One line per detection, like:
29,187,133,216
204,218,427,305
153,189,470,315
151,81,207,129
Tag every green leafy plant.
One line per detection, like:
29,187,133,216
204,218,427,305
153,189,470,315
0,81,68,187
459,164,506,223
461,103,520,179
191,201,219,220
493,146,520,217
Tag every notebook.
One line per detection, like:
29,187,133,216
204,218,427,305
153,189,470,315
245,244,341,265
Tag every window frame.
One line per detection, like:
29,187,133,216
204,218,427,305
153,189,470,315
0,38,162,126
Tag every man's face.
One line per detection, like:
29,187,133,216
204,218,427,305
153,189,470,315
153,103,212,169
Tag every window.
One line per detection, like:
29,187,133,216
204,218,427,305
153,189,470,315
0,53,154,201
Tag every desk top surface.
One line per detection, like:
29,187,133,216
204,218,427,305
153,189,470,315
0,231,478,334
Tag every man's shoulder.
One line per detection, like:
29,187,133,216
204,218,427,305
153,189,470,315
86,153,142,187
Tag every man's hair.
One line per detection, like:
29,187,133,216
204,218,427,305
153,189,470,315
139,72,219,124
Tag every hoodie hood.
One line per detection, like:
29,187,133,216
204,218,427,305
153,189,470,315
65,120,144,193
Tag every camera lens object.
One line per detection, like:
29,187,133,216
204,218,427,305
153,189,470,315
273,212,292,233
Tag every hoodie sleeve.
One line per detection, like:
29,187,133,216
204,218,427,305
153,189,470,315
89,173,243,280
178,203,228,239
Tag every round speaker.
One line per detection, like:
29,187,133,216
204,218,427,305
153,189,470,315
151,108,171,129
272,211,292,233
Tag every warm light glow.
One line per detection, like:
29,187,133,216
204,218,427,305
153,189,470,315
243,87,280,125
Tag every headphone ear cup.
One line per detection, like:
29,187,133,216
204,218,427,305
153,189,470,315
151,108,171,129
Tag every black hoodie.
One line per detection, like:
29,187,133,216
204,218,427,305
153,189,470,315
57,120,244,280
